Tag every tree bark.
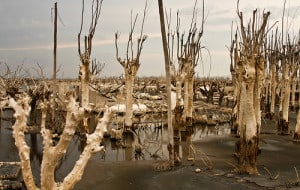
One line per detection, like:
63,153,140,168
254,57,264,134
158,0,174,166
278,58,290,134
233,9,270,174
235,60,259,174
10,93,111,189
9,97,38,190
41,94,87,189
183,61,194,126
80,61,90,108
124,72,134,128
60,111,111,189
269,62,277,120
290,64,298,111
294,110,300,141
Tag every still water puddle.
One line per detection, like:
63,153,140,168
0,109,231,181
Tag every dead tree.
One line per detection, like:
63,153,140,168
0,63,112,189
265,30,280,120
290,61,299,111
161,0,205,165
232,5,270,174
177,0,204,127
78,0,103,108
277,38,297,134
115,2,147,129
90,58,105,82
0,63,24,99
201,80,218,104
294,108,300,141
8,92,111,190
165,9,183,165
229,31,242,133
158,0,174,167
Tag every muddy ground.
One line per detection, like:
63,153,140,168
1,106,300,189
75,111,300,190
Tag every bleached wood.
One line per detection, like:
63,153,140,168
9,97,39,190
60,111,111,190
295,111,300,137
10,92,111,189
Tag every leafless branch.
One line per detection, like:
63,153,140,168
78,0,103,60
91,58,105,78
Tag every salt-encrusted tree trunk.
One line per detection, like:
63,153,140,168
278,45,291,134
269,62,278,119
78,0,103,108
230,32,243,133
254,55,265,134
290,63,299,111
9,92,111,190
183,59,195,126
266,33,279,120
9,96,38,189
115,3,147,129
294,109,300,141
292,73,300,139
164,10,186,164
77,0,103,133
233,6,270,174
160,0,205,164
177,0,204,127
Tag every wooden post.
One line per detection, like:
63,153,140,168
53,2,57,82
158,0,174,167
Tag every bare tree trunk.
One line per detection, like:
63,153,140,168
80,61,90,108
290,64,298,111
77,0,103,133
278,58,290,134
186,73,194,126
294,109,300,141
254,57,264,133
78,0,103,108
158,0,174,166
182,61,196,127
10,93,111,189
230,34,241,134
60,111,111,189
269,62,277,119
291,77,297,111
115,2,147,130
8,97,38,190
40,94,87,189
236,60,259,174
124,72,134,128
233,7,270,174
183,66,189,123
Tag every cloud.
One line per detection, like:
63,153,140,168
1,0,300,78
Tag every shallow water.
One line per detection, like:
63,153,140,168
0,109,231,182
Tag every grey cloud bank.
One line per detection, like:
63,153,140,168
0,0,299,78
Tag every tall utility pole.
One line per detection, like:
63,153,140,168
53,2,57,81
52,2,58,128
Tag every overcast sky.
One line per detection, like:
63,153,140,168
0,0,299,78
